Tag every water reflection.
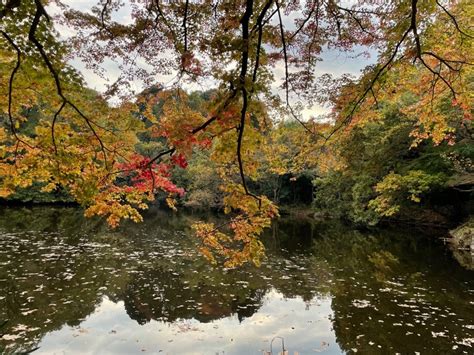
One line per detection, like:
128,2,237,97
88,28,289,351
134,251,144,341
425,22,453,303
0,207,472,354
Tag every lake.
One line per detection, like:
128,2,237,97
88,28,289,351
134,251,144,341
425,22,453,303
0,206,472,354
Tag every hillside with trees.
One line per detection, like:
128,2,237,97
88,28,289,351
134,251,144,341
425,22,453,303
0,0,472,266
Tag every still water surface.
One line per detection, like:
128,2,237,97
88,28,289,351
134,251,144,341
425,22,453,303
0,207,472,354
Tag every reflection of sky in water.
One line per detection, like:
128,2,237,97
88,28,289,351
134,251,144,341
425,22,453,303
1,207,473,354
37,292,341,354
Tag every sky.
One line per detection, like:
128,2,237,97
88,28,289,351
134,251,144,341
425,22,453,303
51,0,376,119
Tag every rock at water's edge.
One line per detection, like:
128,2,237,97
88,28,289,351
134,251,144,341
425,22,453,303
448,218,473,270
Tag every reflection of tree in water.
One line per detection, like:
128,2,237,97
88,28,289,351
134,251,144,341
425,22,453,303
0,207,330,352
120,265,266,324
312,226,474,354
3,207,470,354
0,226,128,352
113,210,331,326
264,216,316,254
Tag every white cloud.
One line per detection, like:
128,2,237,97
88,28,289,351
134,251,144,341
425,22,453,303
35,292,342,354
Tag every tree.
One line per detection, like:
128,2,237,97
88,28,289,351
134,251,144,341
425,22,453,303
0,0,472,265
314,64,472,225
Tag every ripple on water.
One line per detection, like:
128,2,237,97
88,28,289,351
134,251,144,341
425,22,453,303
0,207,473,354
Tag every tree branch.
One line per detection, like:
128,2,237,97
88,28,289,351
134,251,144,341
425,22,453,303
29,0,110,165
237,0,259,201
182,0,189,53
191,89,238,134
251,0,273,85
323,26,412,143
410,0,456,98
275,0,323,139
1,30,34,149
435,0,473,39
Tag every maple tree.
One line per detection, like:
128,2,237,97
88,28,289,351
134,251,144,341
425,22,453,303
1,0,472,265
314,61,472,226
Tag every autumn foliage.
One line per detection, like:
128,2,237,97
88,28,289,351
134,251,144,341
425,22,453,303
0,0,473,266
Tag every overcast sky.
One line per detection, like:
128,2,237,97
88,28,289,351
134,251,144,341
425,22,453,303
52,0,375,119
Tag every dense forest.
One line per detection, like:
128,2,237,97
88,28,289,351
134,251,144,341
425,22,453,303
0,0,473,267
1,1,474,354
